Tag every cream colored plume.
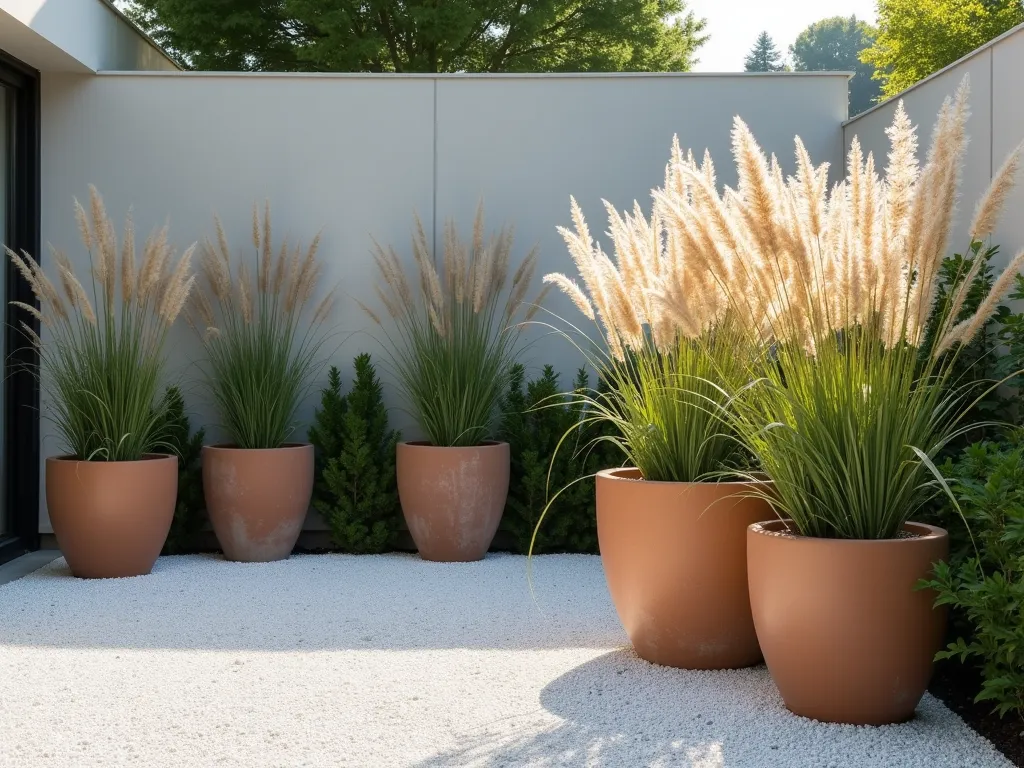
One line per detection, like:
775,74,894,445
195,204,333,337
367,206,545,333
6,186,196,347
549,75,1024,361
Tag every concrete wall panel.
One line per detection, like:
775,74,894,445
37,71,848,530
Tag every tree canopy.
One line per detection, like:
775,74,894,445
122,0,709,73
862,0,1024,97
744,31,786,72
791,16,881,116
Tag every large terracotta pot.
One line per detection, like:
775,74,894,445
396,441,509,562
202,443,313,562
46,454,177,578
747,519,949,725
596,467,772,669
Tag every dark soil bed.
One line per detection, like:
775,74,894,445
929,658,1024,766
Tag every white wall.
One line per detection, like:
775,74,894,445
0,0,177,72
38,71,848,530
843,24,1024,269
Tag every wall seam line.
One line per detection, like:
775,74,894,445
432,78,438,260
989,48,994,180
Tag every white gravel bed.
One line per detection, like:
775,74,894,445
0,552,1010,767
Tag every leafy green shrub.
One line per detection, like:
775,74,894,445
157,386,206,555
922,242,1017,453
309,355,401,553
499,364,621,554
922,433,1024,717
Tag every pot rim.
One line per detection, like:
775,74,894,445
597,466,773,488
47,453,176,465
399,440,508,450
750,518,947,543
202,442,312,452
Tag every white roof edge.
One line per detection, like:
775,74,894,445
96,69,855,79
94,0,180,71
844,20,1024,126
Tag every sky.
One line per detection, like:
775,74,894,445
688,0,878,72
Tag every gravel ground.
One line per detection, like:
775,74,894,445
0,553,1011,768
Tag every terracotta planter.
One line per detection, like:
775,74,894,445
46,454,177,579
747,519,949,725
202,443,313,562
396,441,509,562
596,468,772,669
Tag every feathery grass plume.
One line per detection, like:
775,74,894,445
193,204,334,450
238,260,253,324
969,143,1022,241
201,235,231,305
272,235,288,295
137,224,170,304
367,207,544,447
943,248,1024,352
158,249,196,326
7,247,64,320
194,286,215,328
49,246,77,307
616,74,1023,540
63,268,97,325
6,188,195,461
545,170,755,485
542,273,594,321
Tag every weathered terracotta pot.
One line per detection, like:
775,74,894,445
596,468,773,669
396,441,509,562
202,443,313,562
747,519,949,725
46,454,177,578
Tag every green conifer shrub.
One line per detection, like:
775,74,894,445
158,386,206,555
499,364,621,554
309,355,401,553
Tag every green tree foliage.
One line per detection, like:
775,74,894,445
308,355,401,554
499,364,621,555
924,434,1024,717
744,31,786,72
790,16,881,116
862,0,1024,98
157,386,206,555
123,0,709,73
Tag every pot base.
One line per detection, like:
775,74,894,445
397,441,509,562
203,444,313,563
748,519,949,725
46,455,178,579
596,468,771,670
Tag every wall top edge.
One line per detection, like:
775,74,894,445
843,20,1024,127
93,0,181,70
95,69,855,80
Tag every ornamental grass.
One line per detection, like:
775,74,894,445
544,146,754,483
6,185,195,461
190,203,335,450
363,205,548,447
639,76,1024,539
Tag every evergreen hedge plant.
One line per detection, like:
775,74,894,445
309,354,401,553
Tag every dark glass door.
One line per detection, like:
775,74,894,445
0,82,9,539
0,52,40,564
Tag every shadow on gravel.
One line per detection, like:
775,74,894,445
412,650,1010,768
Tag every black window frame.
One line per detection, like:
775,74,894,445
0,51,41,565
